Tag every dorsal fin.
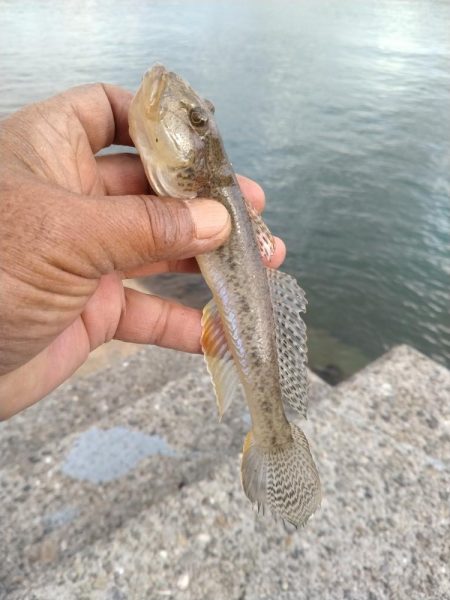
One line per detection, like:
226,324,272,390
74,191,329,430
266,268,309,418
244,197,275,261
201,298,242,419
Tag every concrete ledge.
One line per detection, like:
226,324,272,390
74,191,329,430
1,345,449,599
0,347,202,470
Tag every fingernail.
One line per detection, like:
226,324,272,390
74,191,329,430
188,199,230,239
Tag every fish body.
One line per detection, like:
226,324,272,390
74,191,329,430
129,65,321,526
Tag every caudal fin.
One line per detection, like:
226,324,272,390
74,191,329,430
241,423,321,527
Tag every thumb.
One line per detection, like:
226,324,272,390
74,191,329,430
68,193,231,275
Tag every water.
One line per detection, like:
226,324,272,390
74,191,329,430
1,0,449,378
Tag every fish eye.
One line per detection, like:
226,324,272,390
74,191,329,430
189,107,208,127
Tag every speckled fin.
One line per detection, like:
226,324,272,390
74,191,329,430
201,298,241,419
266,268,309,418
244,197,275,261
241,422,321,527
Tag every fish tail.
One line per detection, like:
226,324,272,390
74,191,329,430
241,423,321,527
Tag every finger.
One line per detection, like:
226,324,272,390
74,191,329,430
123,234,285,279
269,236,286,268
96,166,274,275
96,153,152,196
114,287,202,352
237,175,265,213
59,83,133,153
124,258,200,278
64,193,231,277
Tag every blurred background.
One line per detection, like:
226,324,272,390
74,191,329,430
1,0,449,383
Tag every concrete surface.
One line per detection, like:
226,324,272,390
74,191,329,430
0,345,449,599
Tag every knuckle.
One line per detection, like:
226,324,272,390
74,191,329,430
139,196,194,259
151,300,172,347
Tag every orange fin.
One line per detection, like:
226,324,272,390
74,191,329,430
201,299,242,419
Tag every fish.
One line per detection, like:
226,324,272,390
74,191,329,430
129,65,321,527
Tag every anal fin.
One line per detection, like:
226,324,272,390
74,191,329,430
201,298,242,419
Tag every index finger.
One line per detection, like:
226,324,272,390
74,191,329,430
59,83,134,153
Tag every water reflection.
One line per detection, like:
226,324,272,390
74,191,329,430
1,0,449,375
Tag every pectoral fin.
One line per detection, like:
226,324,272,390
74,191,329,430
201,298,242,419
244,197,275,261
266,268,309,418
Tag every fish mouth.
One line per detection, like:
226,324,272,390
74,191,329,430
143,64,168,117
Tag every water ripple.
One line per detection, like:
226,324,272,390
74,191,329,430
1,0,449,374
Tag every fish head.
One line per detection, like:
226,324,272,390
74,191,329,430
129,64,220,198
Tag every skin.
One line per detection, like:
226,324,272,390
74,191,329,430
0,83,286,419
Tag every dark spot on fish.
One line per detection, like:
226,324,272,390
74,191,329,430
240,298,250,312
250,350,262,368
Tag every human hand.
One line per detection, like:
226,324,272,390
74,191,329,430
0,83,286,418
